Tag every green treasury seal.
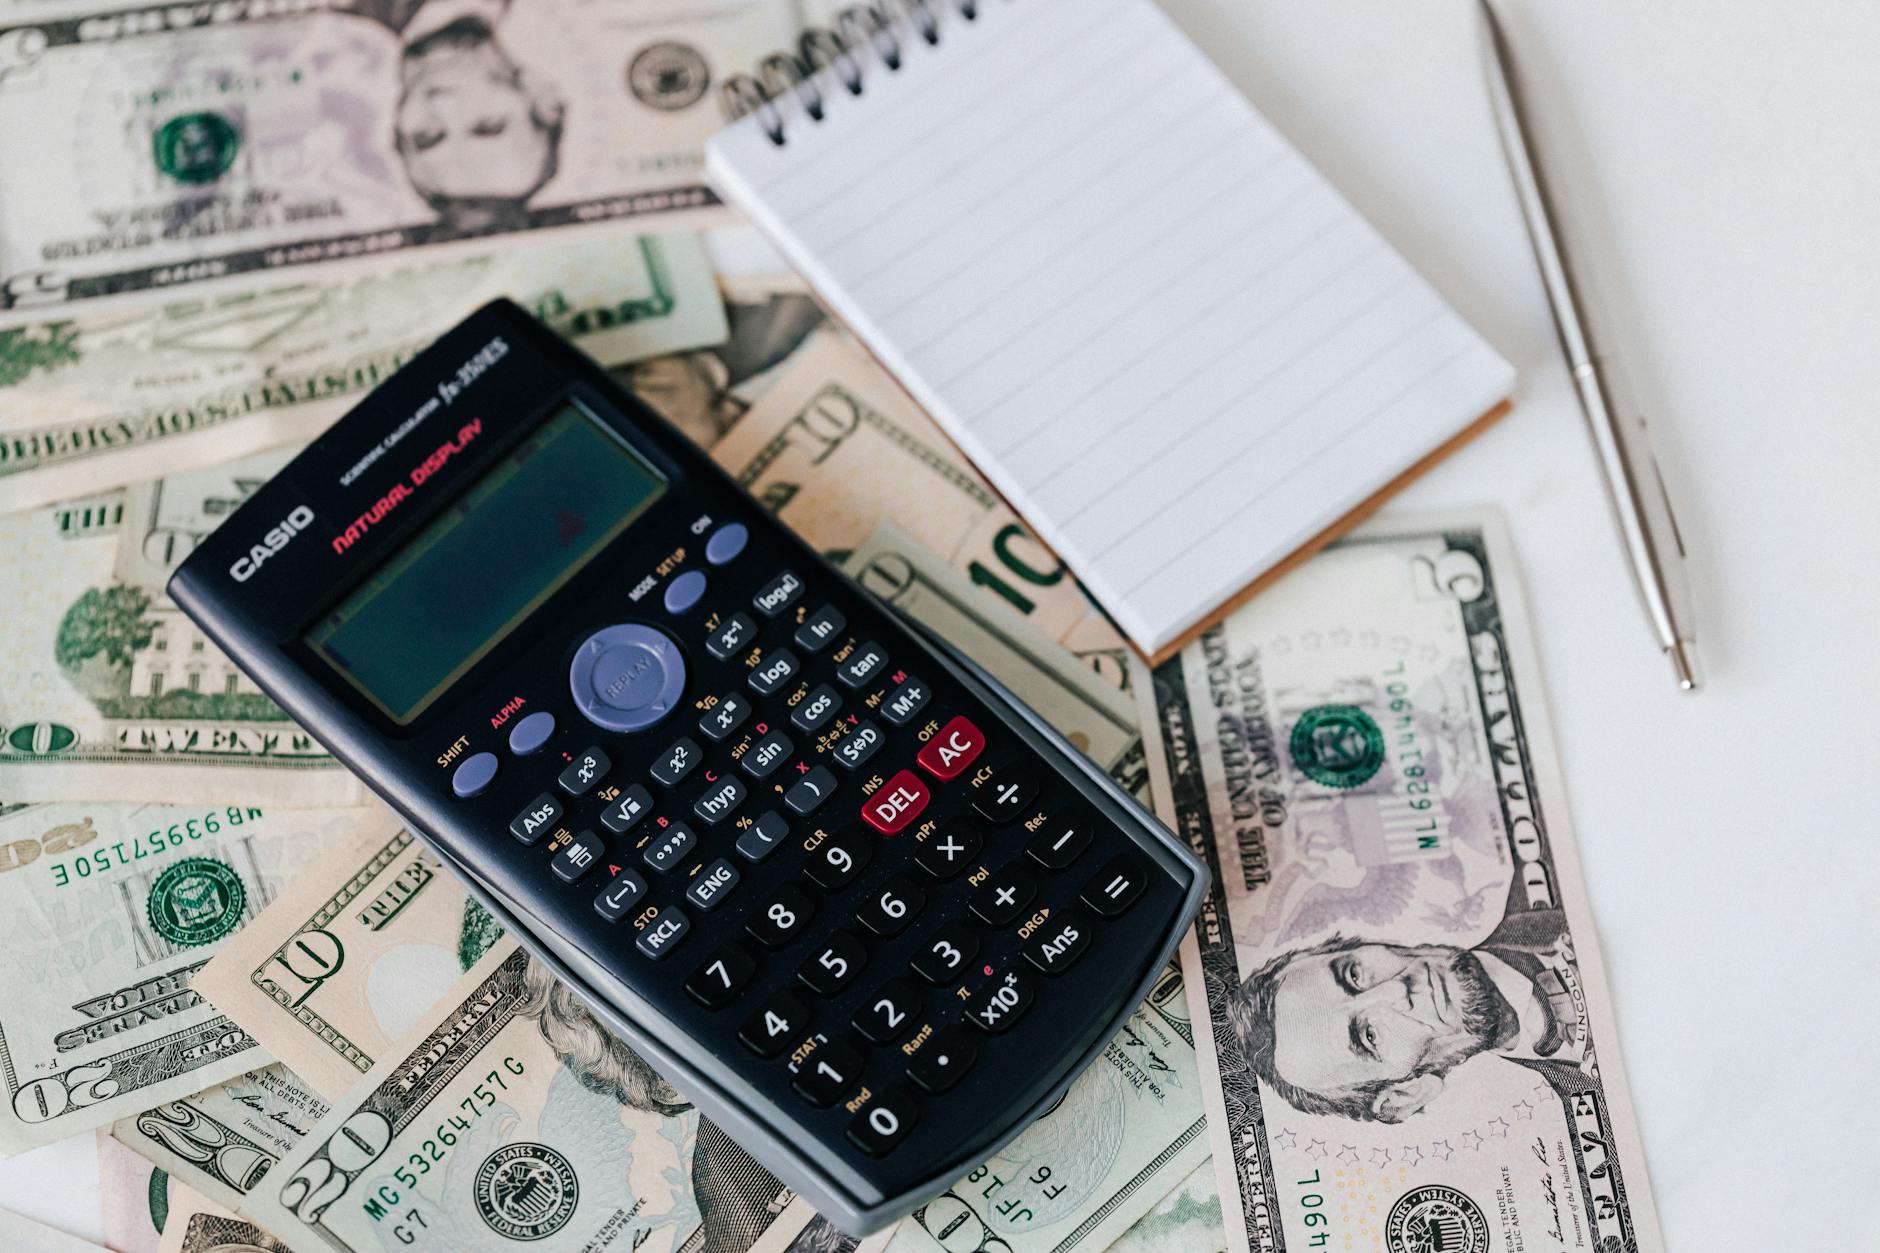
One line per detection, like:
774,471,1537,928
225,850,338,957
1384,1184,1490,1253
153,113,240,185
1288,703,1385,789
474,1142,579,1240
147,857,246,946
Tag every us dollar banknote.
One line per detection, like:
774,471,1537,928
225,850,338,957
0,802,352,1153
0,233,727,510
886,964,1207,1253
193,811,501,1100
96,1128,174,1253
242,940,814,1253
617,271,827,451
845,521,1145,797
0,0,798,322
710,334,1133,689
113,1064,331,1213
1107,1162,1226,1253
157,1184,291,1253
1135,511,1664,1253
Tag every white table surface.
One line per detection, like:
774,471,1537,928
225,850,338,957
6,1,1876,1247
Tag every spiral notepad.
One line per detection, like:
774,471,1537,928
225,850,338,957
708,0,1515,659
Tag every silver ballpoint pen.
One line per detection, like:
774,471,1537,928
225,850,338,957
1476,1,1703,691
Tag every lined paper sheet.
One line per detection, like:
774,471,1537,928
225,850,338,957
709,0,1513,654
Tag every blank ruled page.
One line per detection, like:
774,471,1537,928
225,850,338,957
709,0,1513,654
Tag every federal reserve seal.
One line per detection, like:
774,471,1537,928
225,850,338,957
1288,703,1385,789
147,857,245,946
627,41,711,110
474,1142,579,1240
152,112,240,185
1385,1185,1491,1253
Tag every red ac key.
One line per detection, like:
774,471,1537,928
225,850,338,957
862,770,930,836
916,716,985,781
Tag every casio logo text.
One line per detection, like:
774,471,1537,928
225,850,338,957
230,505,315,583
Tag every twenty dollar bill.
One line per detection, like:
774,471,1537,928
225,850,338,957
1137,511,1663,1252
0,802,353,1153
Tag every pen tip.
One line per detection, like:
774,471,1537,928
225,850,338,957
1668,640,1702,692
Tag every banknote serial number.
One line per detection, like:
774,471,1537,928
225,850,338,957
385,1057,527,1196
1294,1170,1332,1245
47,806,264,887
963,1161,1066,1226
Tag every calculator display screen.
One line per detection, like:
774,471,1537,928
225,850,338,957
305,402,665,723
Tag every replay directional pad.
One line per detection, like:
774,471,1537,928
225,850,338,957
569,623,685,732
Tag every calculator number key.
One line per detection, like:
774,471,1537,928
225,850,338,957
739,990,809,1058
793,1039,864,1108
748,649,800,695
847,1092,919,1157
707,613,758,661
909,922,979,985
856,876,925,937
836,641,888,689
791,684,841,733
803,831,873,891
746,885,815,948
558,747,610,796
650,736,703,787
685,944,756,1009
798,930,866,997
853,979,922,1044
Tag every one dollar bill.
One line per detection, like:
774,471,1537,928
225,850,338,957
242,939,814,1253
0,802,355,1153
1136,510,1664,1252
0,232,728,510
0,0,797,322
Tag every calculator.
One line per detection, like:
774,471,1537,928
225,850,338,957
168,300,1204,1234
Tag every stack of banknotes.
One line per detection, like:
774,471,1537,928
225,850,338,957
0,1,1664,1250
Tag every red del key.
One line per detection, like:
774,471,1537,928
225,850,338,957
862,770,930,835
917,715,985,781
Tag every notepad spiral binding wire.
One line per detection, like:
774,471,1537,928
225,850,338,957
721,0,998,145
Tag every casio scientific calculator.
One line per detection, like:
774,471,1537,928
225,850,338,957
168,300,1204,1234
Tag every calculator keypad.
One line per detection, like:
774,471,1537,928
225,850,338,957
462,509,1184,1183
